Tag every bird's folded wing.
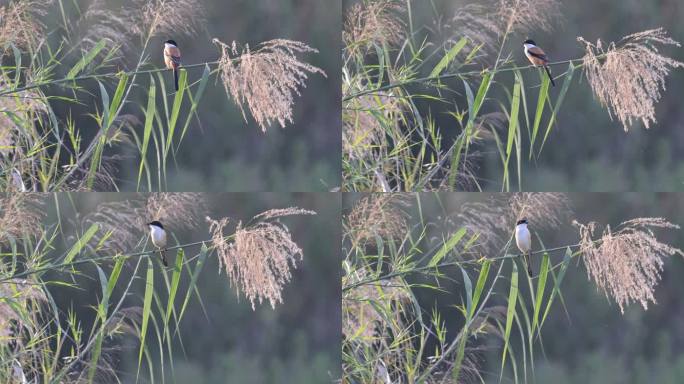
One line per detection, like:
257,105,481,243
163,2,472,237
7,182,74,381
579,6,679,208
527,47,548,61
165,53,181,65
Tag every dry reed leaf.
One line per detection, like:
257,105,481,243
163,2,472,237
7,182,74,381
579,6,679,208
213,38,325,132
343,94,400,161
0,278,46,340
578,28,684,131
574,218,683,314
342,269,410,339
0,79,48,159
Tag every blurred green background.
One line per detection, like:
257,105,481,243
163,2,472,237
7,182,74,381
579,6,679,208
48,0,340,191
45,193,340,383
343,193,684,383
399,0,684,191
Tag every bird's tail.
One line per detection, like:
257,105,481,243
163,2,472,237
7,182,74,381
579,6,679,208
544,66,556,87
173,69,179,91
523,253,533,277
159,249,168,267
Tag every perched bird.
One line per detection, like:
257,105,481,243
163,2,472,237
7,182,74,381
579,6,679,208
515,218,533,277
163,39,182,91
147,220,168,266
523,39,555,87
10,168,25,192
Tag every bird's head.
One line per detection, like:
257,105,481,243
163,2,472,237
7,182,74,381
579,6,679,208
516,218,528,226
148,220,164,229
164,40,178,47
523,39,536,46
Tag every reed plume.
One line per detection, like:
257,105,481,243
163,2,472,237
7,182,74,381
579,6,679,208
84,193,206,254
0,193,44,242
208,208,314,310
457,193,570,253
574,218,683,313
213,38,325,132
496,0,560,36
345,194,409,246
343,0,406,50
82,0,204,56
578,28,683,131
0,0,52,53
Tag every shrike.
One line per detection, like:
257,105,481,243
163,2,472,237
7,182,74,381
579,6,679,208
163,39,182,91
515,218,533,277
523,39,555,87
10,168,25,192
147,221,168,266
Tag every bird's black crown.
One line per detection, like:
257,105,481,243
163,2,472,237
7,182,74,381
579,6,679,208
165,40,178,46
148,220,164,229
523,39,536,46
516,218,528,225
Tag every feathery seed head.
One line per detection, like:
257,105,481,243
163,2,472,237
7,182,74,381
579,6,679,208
343,0,406,50
213,38,325,132
0,0,52,53
578,28,683,131
457,193,570,253
345,194,410,246
207,208,314,310
0,193,44,242
574,217,683,313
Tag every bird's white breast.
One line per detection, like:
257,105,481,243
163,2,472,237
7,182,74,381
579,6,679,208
515,224,531,252
149,225,167,247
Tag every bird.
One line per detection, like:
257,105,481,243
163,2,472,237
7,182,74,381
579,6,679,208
515,218,533,277
163,39,182,91
10,168,25,192
147,220,168,266
523,39,555,87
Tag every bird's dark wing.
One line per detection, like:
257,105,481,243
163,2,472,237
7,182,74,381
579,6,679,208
527,46,548,62
165,47,182,65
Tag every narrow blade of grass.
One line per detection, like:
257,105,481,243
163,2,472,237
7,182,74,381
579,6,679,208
67,39,106,80
540,247,572,328
137,258,154,377
501,262,519,379
164,249,184,330
430,37,467,78
530,72,550,157
470,259,491,318
137,78,157,189
64,223,98,264
165,70,188,156
531,252,550,333
503,75,521,190
539,62,575,156
428,228,466,267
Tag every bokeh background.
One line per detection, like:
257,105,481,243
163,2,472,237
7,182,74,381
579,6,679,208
343,193,684,382
48,0,340,192
394,0,684,191
45,193,341,383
